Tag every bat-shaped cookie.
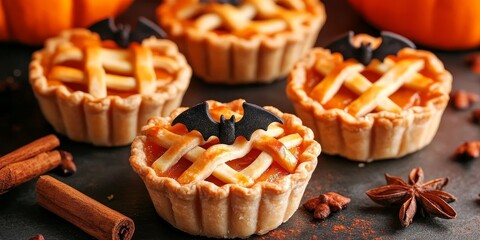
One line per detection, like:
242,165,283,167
326,31,416,65
89,17,166,48
172,101,283,145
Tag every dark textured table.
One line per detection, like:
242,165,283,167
1,0,479,239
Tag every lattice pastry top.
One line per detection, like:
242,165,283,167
39,29,188,99
160,0,324,37
138,99,319,187
302,39,452,117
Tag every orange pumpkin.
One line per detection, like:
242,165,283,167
0,0,133,45
349,0,480,50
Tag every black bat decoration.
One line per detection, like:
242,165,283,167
325,31,416,65
200,0,242,6
88,17,167,48
172,101,283,145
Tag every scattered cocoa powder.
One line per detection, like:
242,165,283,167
258,217,303,240
352,218,376,237
332,224,346,232
288,229,300,234
263,215,378,239
324,218,376,238
265,229,288,239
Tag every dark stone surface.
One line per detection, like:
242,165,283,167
1,0,479,239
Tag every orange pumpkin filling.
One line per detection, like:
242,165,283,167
159,0,320,39
42,36,176,98
137,99,310,187
304,55,442,113
143,123,297,187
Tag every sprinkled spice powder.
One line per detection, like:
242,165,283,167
316,217,376,238
352,218,376,237
258,218,302,240
258,209,376,239
289,229,301,234
264,229,288,239
332,224,346,232
257,217,376,239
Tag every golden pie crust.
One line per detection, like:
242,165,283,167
29,29,192,146
157,0,326,84
286,37,452,161
129,99,320,238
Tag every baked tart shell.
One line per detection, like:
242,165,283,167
157,0,326,84
129,104,320,238
29,29,192,146
287,48,452,161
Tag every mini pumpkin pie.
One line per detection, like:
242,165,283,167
286,32,452,161
29,28,191,146
129,99,320,238
157,0,326,84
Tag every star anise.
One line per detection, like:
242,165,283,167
366,167,457,228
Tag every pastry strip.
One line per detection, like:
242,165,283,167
310,62,364,104
49,66,138,91
49,43,179,94
186,0,308,35
177,137,255,184
145,124,284,186
344,72,402,113
100,48,133,74
313,57,433,114
346,59,424,117
52,45,83,65
152,131,205,173
132,44,156,94
367,59,434,90
253,134,299,173
241,133,302,179
177,124,297,184
146,127,254,186
152,56,180,73
84,46,107,98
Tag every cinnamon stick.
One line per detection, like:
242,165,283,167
0,150,63,194
36,176,135,240
0,134,60,169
